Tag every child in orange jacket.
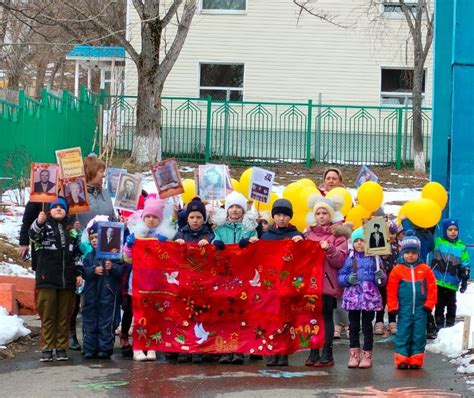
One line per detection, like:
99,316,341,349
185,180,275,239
387,232,437,369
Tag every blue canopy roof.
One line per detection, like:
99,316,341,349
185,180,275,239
66,46,125,59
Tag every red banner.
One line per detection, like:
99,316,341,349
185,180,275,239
132,239,325,355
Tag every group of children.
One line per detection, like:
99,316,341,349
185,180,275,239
29,183,470,371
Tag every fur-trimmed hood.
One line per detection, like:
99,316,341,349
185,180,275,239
211,207,258,232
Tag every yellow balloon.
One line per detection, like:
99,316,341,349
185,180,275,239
291,211,308,233
297,178,317,190
255,192,279,212
239,168,253,199
421,182,448,210
231,178,241,194
282,182,302,201
181,178,196,204
287,185,318,214
326,187,353,216
345,205,371,230
357,181,384,212
406,198,442,228
397,202,411,225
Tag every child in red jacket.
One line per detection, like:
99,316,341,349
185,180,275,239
387,232,437,369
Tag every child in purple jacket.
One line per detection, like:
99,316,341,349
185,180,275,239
338,227,386,369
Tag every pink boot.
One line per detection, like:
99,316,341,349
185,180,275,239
359,350,372,368
348,348,361,368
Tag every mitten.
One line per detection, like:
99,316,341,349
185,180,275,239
374,269,384,280
126,233,135,248
460,277,468,293
239,238,250,248
347,273,359,285
213,240,225,251
157,234,168,242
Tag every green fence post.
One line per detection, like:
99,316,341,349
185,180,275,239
396,108,403,169
205,96,212,162
306,99,313,168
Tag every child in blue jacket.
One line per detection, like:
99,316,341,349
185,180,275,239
431,218,471,329
82,221,124,359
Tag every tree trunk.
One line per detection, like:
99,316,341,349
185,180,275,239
34,58,47,98
131,64,162,164
412,45,426,173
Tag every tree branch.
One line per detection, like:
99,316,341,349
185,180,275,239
293,0,347,29
162,0,184,28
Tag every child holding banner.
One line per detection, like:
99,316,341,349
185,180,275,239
123,197,175,361
211,191,258,364
337,227,386,369
304,197,350,367
261,198,304,367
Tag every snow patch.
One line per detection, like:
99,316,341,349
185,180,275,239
0,262,34,277
0,306,31,346
427,322,463,358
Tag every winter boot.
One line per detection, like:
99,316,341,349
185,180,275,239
347,348,361,368
40,350,53,362
266,355,280,367
277,354,289,366
446,316,456,327
69,330,81,351
133,350,147,362
231,353,245,364
120,334,133,358
373,322,384,335
218,354,233,364
314,344,334,367
192,354,204,364
146,350,157,361
358,350,372,368
427,313,437,339
56,349,69,361
333,324,342,339
305,349,320,366
435,315,445,331
177,353,191,363
389,322,397,335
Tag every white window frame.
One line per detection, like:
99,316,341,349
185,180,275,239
380,66,426,107
199,0,247,15
382,0,419,19
198,62,245,101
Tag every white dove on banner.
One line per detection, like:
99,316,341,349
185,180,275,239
249,269,261,287
165,271,179,285
194,323,210,344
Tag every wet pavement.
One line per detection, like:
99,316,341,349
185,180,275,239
0,332,470,398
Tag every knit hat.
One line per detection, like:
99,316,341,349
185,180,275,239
400,230,421,253
186,197,207,220
389,222,398,234
142,198,165,220
225,191,248,212
89,222,99,235
49,197,68,214
272,198,293,218
441,218,459,242
312,198,336,222
259,210,273,225
351,227,364,243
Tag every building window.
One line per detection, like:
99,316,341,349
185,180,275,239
383,1,419,17
199,63,244,101
380,68,426,106
201,0,246,13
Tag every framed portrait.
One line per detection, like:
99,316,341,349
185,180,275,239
62,176,89,215
96,221,124,259
106,168,127,198
55,147,84,179
249,167,275,203
197,164,227,201
29,163,59,203
363,216,391,256
355,165,379,188
151,159,184,199
114,173,142,211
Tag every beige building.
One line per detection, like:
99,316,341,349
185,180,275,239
125,0,432,106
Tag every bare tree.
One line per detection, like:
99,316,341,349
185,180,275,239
0,0,197,165
294,0,433,173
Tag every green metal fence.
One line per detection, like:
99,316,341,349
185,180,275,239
102,95,431,169
0,86,99,185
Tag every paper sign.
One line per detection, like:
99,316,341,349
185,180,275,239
114,173,142,211
355,165,378,188
55,147,84,179
62,176,90,215
96,221,124,260
106,168,127,198
198,164,227,201
249,167,275,203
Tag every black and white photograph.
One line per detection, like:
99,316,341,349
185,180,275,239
106,168,127,198
62,176,89,215
355,165,379,188
114,173,142,211
97,222,124,259
197,164,227,201
151,159,183,199
363,216,391,256
29,163,59,203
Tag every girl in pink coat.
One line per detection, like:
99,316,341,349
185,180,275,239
304,197,351,367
